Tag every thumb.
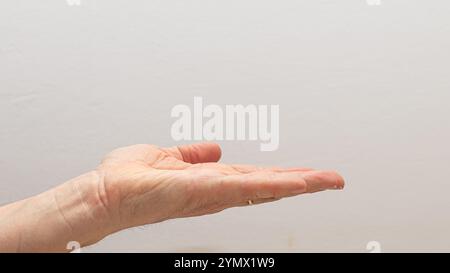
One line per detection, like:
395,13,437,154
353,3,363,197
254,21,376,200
164,142,222,164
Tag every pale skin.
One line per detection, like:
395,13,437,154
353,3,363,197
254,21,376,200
0,142,345,252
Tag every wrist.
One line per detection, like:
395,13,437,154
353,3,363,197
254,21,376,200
0,171,116,252
49,170,117,249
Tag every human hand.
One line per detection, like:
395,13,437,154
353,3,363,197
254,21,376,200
96,142,345,233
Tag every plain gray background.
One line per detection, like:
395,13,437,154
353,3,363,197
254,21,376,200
1,0,449,252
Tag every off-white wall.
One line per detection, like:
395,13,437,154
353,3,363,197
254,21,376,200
1,0,450,252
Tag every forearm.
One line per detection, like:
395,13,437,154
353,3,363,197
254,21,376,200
0,171,113,252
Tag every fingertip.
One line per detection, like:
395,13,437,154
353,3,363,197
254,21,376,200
205,142,222,162
334,171,345,190
323,170,345,190
178,142,222,163
302,170,346,192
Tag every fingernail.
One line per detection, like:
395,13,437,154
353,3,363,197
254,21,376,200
331,184,344,190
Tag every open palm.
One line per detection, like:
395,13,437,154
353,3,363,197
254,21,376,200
96,142,345,232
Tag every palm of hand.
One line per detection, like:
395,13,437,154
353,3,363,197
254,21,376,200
96,143,344,231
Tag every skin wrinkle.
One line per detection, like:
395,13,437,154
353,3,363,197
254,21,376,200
154,151,170,166
176,146,186,162
102,167,124,231
177,176,198,216
140,145,160,166
123,171,168,225
131,182,170,224
52,190,75,237
182,174,213,217
152,150,187,170
73,177,96,226
302,174,309,193
94,170,111,219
